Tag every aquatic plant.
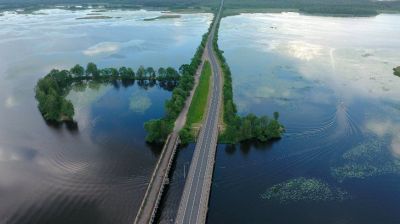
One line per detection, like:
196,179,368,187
331,140,400,182
260,177,348,203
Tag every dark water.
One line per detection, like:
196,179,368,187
3,82,170,224
0,9,211,224
208,13,400,224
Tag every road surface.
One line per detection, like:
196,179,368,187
175,0,224,223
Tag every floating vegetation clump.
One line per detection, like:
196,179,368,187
332,140,400,182
129,91,152,113
260,177,348,203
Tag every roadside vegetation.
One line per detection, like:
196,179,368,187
212,11,284,143
35,63,180,122
144,28,211,144
394,66,400,77
179,61,212,144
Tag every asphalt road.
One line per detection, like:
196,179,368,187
175,1,224,223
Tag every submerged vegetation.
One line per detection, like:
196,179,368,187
260,177,349,203
35,63,180,122
332,140,400,182
212,12,284,143
394,66,400,77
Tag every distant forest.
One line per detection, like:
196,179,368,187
1,0,400,16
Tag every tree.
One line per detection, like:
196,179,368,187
119,66,128,79
144,119,172,143
146,67,156,81
179,126,193,144
86,62,98,77
49,69,70,89
127,68,135,79
267,119,283,139
157,67,166,81
70,64,84,77
61,100,74,119
110,68,119,79
172,87,187,98
166,67,180,81
137,66,146,80
179,64,190,74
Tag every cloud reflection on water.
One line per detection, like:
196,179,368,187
220,13,400,109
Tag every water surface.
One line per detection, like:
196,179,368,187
209,13,400,224
0,9,211,223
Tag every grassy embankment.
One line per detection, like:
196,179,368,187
186,61,212,126
179,61,212,143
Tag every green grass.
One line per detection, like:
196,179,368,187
186,61,212,127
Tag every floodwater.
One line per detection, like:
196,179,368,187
0,9,211,223
209,13,400,223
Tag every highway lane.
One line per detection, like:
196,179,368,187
175,0,223,223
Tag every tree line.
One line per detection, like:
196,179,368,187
212,15,284,143
35,63,180,122
144,28,211,144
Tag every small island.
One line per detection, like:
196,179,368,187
394,66,400,77
144,14,181,21
35,63,180,122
